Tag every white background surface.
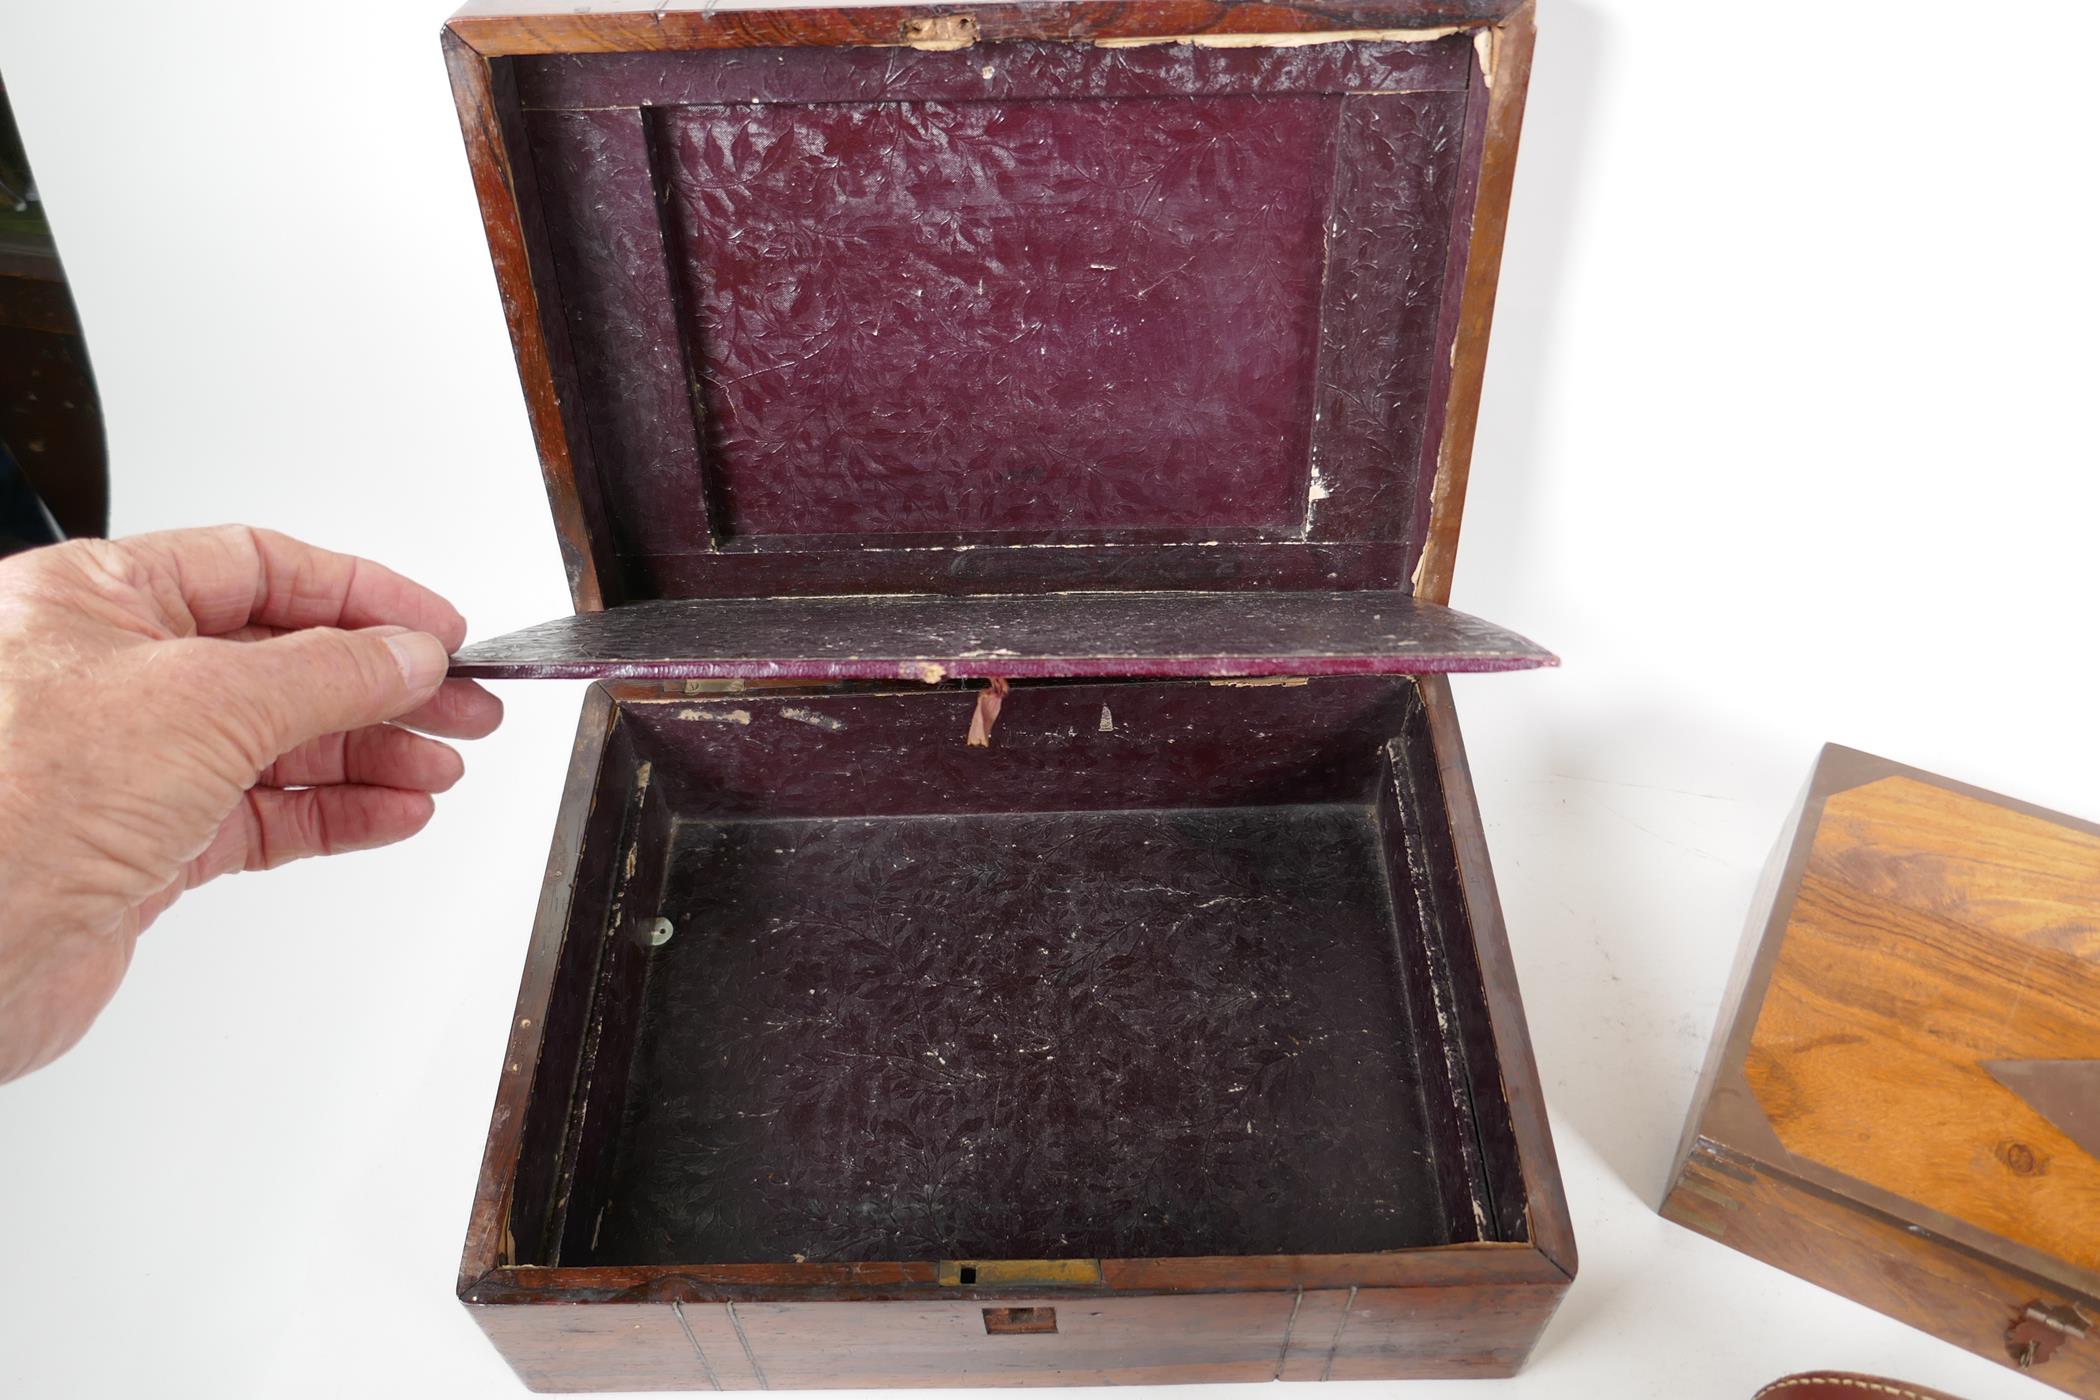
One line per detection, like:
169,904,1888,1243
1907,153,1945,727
1,2,2095,1396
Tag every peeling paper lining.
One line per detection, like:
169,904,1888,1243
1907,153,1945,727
678,707,753,725
966,677,1011,748
893,15,978,51
1413,442,1455,594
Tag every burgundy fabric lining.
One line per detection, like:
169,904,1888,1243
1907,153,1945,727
503,36,1477,602
658,93,1336,541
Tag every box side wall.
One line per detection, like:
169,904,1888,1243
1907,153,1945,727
461,686,623,1286
1415,675,1575,1275
472,1301,714,1392
1411,0,1534,603
1665,1142,2100,1399
472,1280,1565,1390
621,675,1413,821
543,757,675,1265
1664,742,2100,1392
442,27,616,610
1377,714,1507,1241
1319,1281,1565,1380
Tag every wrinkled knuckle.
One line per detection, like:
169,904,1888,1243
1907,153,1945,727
330,628,404,709
278,795,331,866
143,638,282,776
52,538,146,596
239,524,295,554
3,538,131,605
341,724,385,778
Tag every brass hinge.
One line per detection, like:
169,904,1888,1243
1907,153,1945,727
2008,1300,2091,1369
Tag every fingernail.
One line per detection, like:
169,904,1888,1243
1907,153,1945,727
385,630,450,692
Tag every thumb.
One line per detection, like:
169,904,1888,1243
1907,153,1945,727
155,626,451,771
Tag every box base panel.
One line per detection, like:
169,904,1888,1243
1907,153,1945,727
590,803,1449,1266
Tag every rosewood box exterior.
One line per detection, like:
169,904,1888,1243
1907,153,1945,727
441,0,1572,1389
1665,746,2100,1397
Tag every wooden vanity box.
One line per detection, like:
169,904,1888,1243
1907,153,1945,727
441,0,1573,1389
1666,747,2100,1397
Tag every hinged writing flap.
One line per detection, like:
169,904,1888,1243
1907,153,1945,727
447,590,1553,681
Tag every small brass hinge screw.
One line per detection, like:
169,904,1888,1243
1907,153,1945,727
2008,1300,2091,1368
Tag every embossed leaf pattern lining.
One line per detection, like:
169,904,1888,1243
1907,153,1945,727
660,95,1337,539
511,37,1475,593
1310,92,1466,540
446,589,1557,681
589,806,1447,1265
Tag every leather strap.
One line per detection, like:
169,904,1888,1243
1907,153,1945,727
1754,1373,1971,1400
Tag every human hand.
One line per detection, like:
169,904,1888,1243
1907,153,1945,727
0,525,501,1082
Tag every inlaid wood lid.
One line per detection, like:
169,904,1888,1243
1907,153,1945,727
1690,745,2100,1296
442,0,1544,679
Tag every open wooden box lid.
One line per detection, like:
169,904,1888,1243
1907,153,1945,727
443,0,1550,682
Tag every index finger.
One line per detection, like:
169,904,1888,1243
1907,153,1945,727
124,524,469,650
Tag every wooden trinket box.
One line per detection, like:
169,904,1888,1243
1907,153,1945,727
1666,747,2100,1397
441,0,1572,1389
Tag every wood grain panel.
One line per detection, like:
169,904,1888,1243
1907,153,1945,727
1410,0,1533,601
1668,746,2100,1397
444,28,616,609
466,1241,1563,1302
1323,1283,1565,1379
733,1293,1295,1387
1747,776,2100,1273
1665,1143,2100,1399
680,1303,766,1390
469,1302,708,1392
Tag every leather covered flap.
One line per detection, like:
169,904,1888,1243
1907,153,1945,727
447,590,1555,681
